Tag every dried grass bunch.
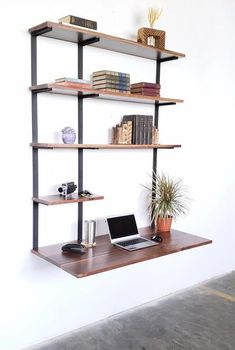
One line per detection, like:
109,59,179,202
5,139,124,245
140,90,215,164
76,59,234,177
148,7,163,28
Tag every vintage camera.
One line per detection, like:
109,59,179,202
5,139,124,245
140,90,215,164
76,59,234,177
58,181,77,198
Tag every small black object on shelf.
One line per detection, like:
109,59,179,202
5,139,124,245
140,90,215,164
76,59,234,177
61,243,86,254
58,181,77,198
79,189,93,197
151,235,163,243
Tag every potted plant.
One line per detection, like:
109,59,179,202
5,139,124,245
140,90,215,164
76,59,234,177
143,172,191,233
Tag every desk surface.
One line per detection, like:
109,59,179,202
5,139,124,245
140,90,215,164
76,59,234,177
32,227,212,278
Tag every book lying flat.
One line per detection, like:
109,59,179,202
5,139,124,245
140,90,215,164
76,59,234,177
55,77,91,84
55,81,92,89
93,79,130,87
93,88,130,93
131,88,160,94
59,15,97,30
92,75,130,83
131,82,161,89
93,84,130,91
92,70,130,78
131,91,160,96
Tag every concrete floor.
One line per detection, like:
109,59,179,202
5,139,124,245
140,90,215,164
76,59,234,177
28,271,235,350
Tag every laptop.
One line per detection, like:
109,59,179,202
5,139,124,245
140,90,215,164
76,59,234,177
106,214,159,251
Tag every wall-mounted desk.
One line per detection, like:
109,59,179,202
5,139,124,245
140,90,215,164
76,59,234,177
32,227,212,278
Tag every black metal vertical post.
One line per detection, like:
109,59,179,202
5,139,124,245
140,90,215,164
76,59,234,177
31,34,39,249
151,58,161,228
77,44,83,241
152,59,161,174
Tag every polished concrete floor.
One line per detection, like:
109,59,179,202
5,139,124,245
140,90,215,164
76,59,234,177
28,271,235,350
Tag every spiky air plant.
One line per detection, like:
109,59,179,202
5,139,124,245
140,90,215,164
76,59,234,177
143,172,191,223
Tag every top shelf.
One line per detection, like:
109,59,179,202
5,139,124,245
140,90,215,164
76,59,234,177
29,21,185,61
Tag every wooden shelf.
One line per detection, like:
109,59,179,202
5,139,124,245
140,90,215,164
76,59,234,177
30,83,183,104
32,228,212,278
31,143,181,150
29,21,185,61
33,194,104,205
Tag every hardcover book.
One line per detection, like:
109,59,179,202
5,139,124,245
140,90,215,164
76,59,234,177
94,88,130,93
55,81,92,89
93,83,130,90
92,79,130,86
92,70,130,79
130,88,160,96
131,82,161,89
93,75,130,83
55,77,91,84
59,15,97,30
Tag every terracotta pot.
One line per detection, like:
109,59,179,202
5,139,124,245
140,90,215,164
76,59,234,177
156,216,173,233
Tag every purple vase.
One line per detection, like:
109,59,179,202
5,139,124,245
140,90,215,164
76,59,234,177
62,133,76,144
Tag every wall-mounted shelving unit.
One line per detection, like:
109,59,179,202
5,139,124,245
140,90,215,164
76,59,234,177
29,21,212,278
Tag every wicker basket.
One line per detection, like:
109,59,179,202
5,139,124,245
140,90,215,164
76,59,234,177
137,27,165,49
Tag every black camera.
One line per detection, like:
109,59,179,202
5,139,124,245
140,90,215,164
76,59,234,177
58,181,77,198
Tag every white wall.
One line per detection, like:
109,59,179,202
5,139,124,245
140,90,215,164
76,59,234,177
0,0,235,349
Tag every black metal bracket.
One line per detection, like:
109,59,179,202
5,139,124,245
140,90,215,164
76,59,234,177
78,93,99,99
30,26,52,37
78,37,100,46
158,102,176,107
32,88,52,94
160,56,179,63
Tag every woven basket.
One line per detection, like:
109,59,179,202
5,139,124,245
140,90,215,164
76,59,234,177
137,27,165,49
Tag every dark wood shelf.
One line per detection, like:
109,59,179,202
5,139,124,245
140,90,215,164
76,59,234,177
30,83,184,104
29,21,185,61
31,143,181,150
32,228,212,278
33,194,104,205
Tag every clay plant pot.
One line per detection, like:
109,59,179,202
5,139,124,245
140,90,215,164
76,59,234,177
156,216,173,233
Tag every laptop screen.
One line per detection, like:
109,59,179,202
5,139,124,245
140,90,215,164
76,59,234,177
107,214,139,239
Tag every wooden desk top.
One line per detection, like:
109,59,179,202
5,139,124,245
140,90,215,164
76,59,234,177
32,227,212,278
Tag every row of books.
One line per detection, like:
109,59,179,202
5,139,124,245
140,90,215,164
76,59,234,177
112,115,159,145
59,15,97,30
54,77,92,88
130,82,161,96
92,70,130,93
54,77,161,97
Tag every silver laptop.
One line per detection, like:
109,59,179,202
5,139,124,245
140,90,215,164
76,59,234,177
106,214,159,251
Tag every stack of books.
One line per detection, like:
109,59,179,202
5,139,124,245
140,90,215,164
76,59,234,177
130,82,161,96
54,77,92,88
112,115,159,145
92,70,130,93
59,15,97,30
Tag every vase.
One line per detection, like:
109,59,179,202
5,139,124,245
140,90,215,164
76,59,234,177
156,216,173,233
137,27,165,49
62,132,76,144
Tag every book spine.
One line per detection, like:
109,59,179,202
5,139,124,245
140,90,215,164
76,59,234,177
93,75,130,83
146,116,153,144
131,90,160,96
93,79,130,86
139,116,145,144
131,82,161,89
131,88,160,93
92,71,130,78
69,15,97,30
123,116,136,144
93,84,130,90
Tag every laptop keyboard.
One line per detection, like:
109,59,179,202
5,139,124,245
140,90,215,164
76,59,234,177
118,237,147,247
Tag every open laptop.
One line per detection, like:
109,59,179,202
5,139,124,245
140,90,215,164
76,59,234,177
106,214,159,251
